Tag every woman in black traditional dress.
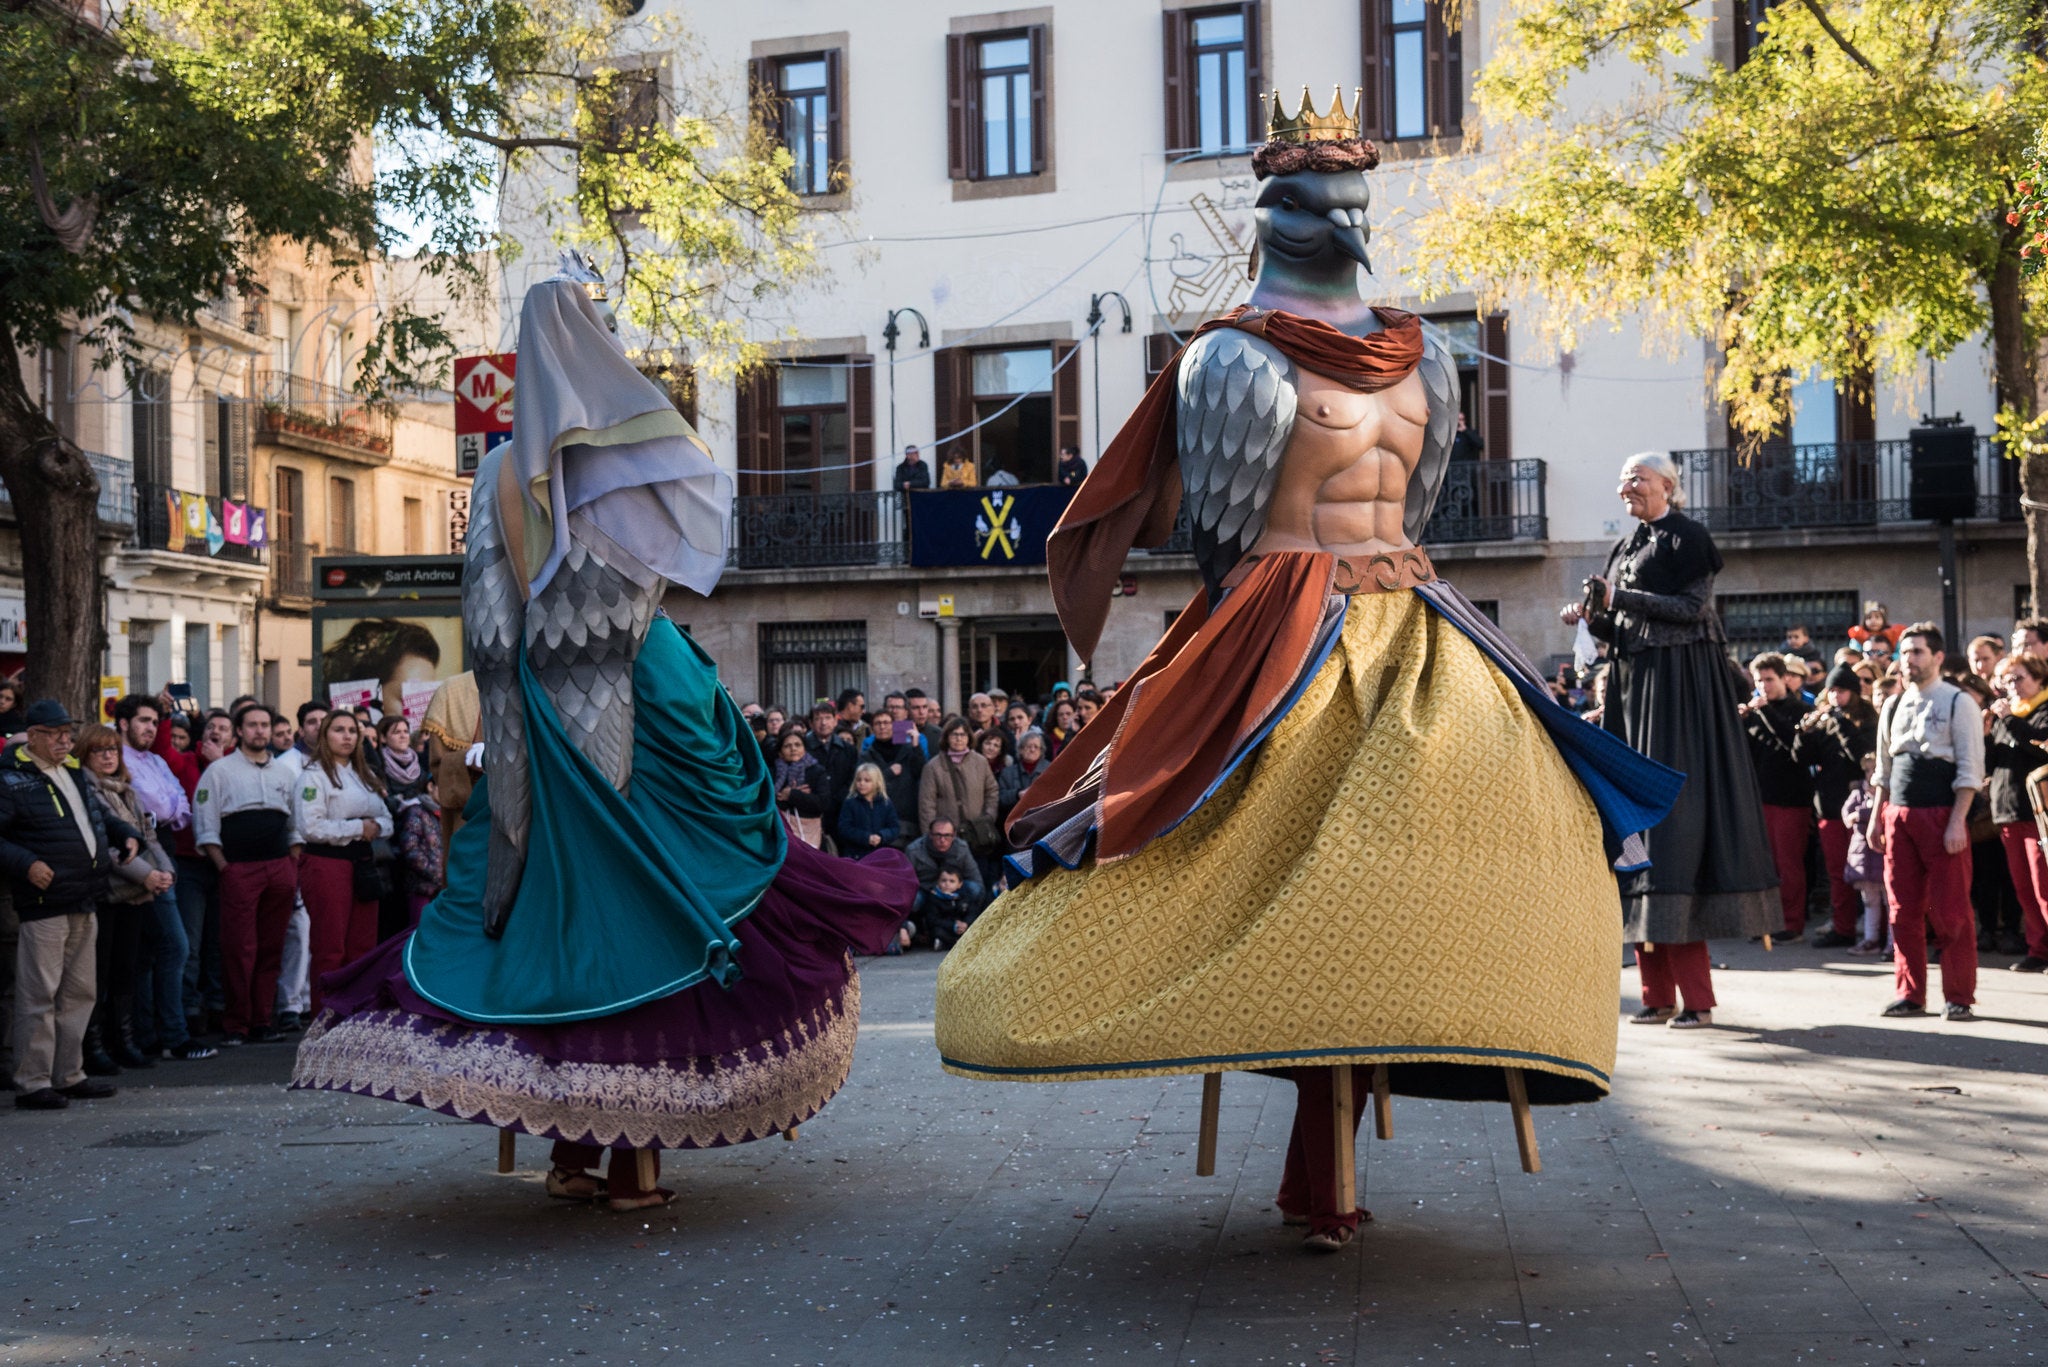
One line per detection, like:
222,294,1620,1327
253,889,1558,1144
1561,452,1778,1028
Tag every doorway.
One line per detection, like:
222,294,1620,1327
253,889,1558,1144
962,615,1070,706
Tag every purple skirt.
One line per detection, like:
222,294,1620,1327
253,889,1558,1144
289,839,915,1150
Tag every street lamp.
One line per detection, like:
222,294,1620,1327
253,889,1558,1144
1084,291,1132,459
881,306,930,462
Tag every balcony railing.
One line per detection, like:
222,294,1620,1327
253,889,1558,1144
272,540,315,600
1423,458,1549,544
1670,438,2016,532
0,451,135,526
255,370,393,458
131,481,267,564
730,490,908,569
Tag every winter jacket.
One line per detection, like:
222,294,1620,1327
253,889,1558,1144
1743,694,1814,808
997,755,1050,821
1792,703,1875,823
835,793,901,856
396,798,446,898
1842,781,1883,885
807,732,860,817
863,738,926,835
906,833,983,896
85,770,175,906
918,751,998,834
1984,705,2048,827
0,742,144,920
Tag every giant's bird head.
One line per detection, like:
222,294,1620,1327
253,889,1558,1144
1253,169,1373,276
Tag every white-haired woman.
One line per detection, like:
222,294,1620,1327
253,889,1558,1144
1561,452,1778,1029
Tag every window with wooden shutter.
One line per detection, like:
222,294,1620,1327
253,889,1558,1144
1358,0,1387,140
1480,312,1511,463
1052,341,1081,461
224,395,252,500
847,354,874,491
1145,332,1180,385
1424,0,1461,136
1368,0,1462,143
748,55,776,139
201,388,221,497
735,365,780,497
1161,11,1191,152
946,34,974,180
933,346,974,457
1027,26,1047,175
825,49,844,186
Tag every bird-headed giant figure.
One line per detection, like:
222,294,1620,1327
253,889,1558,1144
464,254,731,939
1178,87,1459,602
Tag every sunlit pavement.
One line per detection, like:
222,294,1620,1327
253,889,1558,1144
1,938,2042,1366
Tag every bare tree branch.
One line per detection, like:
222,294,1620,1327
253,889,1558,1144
1795,0,1880,76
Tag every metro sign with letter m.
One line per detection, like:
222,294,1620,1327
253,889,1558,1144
453,353,517,477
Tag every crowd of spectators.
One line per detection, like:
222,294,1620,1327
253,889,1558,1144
1554,597,2047,1025
742,679,1109,953
0,688,446,1109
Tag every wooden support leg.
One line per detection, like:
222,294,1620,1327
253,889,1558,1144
783,1124,799,1141
1371,1064,1393,1142
1503,1068,1541,1174
634,1148,657,1194
497,1129,516,1174
1195,1072,1222,1177
1331,1065,1358,1216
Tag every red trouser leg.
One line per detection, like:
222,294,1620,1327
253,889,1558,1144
1276,1066,1368,1236
1635,943,1677,1010
298,855,352,1017
250,858,297,1027
1999,822,2048,959
1883,804,1931,1005
605,1148,660,1199
1817,818,1859,936
1763,804,1812,934
1666,941,1715,1011
217,862,263,1038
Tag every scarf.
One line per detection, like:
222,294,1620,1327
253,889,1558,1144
773,756,812,791
383,745,423,788
2013,689,2046,719
1046,304,1425,660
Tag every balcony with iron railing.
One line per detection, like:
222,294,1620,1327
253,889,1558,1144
1669,438,2016,533
0,452,135,528
725,459,1549,572
255,369,393,462
130,482,268,565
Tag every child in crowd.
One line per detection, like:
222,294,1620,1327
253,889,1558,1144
1840,760,1888,956
395,775,446,926
927,868,971,950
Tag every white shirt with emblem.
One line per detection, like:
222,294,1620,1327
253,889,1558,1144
293,762,394,847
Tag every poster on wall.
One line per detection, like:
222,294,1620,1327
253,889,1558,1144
317,614,465,719
99,675,125,722
399,678,440,728
326,677,379,712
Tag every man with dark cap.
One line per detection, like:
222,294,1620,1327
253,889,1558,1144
0,700,142,1108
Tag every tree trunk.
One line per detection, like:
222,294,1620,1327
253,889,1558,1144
0,349,106,721
1988,250,2045,616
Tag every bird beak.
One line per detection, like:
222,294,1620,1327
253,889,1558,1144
1333,222,1372,274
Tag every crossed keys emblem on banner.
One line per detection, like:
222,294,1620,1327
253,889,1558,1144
974,493,1022,561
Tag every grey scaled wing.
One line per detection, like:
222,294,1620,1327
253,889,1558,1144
462,454,529,938
1176,330,1299,598
1405,334,1460,544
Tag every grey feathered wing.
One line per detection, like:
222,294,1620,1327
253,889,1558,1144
1406,335,1460,543
1176,329,1299,598
462,454,529,938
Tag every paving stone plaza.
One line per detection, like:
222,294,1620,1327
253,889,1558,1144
2,941,2043,1367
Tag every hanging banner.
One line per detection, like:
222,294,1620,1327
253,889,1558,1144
246,508,269,548
204,501,225,556
222,500,249,546
907,485,1075,568
164,492,187,552
182,493,208,543
453,352,517,478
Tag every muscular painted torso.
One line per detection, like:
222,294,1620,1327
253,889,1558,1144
1247,366,1429,559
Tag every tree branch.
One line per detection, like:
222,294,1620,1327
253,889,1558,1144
1795,0,1880,75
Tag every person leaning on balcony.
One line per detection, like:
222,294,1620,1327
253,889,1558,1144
939,447,978,489
1561,451,1780,1030
193,703,301,1047
891,444,932,492
1449,411,1484,463
1056,443,1090,487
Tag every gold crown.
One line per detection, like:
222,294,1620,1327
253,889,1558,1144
1266,86,1364,143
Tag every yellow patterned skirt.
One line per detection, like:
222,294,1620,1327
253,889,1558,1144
935,589,1621,1101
